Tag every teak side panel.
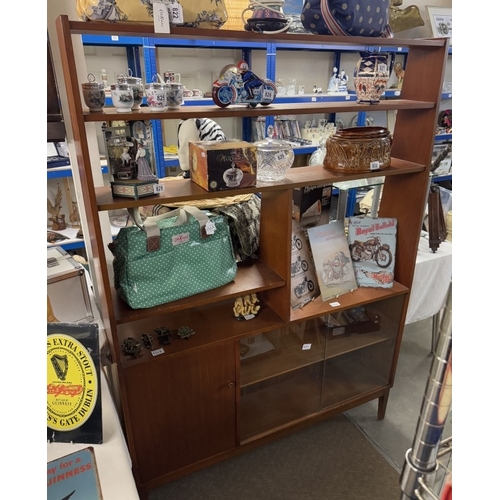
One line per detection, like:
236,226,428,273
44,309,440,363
258,190,293,321
55,15,119,362
380,43,449,290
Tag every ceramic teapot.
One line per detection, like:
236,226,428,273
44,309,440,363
353,51,396,104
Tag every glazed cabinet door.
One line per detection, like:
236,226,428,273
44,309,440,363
123,341,238,485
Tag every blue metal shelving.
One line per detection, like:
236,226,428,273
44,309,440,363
47,164,109,180
78,34,452,180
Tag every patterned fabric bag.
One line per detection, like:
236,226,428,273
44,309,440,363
213,194,261,263
301,0,393,38
109,206,237,309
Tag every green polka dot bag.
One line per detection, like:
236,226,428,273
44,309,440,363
301,0,393,38
110,206,237,309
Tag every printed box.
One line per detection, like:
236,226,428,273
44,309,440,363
293,184,331,223
189,140,257,191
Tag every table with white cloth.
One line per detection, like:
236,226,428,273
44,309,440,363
47,373,140,500
405,235,452,351
406,236,452,324
47,268,140,500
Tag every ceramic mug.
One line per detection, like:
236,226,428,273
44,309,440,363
166,83,184,109
164,71,181,84
110,83,134,112
183,86,194,98
145,82,167,111
192,88,203,97
82,73,105,111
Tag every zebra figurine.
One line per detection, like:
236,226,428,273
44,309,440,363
177,118,226,178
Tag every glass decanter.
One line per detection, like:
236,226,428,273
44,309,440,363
255,125,295,183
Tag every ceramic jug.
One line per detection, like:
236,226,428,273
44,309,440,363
353,51,395,104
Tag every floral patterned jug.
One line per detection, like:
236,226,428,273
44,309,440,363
353,51,395,104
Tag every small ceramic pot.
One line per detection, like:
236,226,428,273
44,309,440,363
118,72,144,109
145,82,167,111
82,74,105,111
183,87,194,98
323,126,392,173
110,83,134,113
166,83,184,110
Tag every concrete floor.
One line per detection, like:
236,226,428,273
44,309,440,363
345,316,452,495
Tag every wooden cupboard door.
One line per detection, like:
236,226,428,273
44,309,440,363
123,341,237,484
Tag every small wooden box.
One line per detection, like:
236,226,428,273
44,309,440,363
189,140,257,191
110,179,159,199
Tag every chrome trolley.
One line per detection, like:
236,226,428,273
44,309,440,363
400,284,452,500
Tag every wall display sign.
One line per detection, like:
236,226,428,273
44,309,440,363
47,447,103,500
290,220,319,309
47,323,103,444
307,220,358,301
426,6,452,46
347,216,397,289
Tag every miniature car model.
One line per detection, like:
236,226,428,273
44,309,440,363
121,337,143,358
177,326,195,340
155,326,173,345
141,333,154,350
212,60,277,108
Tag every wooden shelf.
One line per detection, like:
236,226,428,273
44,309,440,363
291,281,408,322
83,100,435,122
117,300,287,367
95,160,425,211
113,259,285,324
67,20,448,49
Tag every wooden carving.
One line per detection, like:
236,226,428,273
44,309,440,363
47,184,67,230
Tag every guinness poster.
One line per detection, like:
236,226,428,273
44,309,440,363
47,323,103,444
47,447,103,500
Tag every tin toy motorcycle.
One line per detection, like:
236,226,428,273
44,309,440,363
212,60,277,108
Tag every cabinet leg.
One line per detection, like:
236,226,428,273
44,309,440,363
377,389,390,420
137,484,148,500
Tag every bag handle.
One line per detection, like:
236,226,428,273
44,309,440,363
127,206,211,252
320,0,349,37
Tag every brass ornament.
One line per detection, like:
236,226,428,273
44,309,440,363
390,0,425,33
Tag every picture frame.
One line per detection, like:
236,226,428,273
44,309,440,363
426,6,452,46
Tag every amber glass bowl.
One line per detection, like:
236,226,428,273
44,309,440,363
323,126,392,173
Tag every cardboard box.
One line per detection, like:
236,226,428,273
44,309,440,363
47,247,93,323
189,140,257,191
292,184,331,224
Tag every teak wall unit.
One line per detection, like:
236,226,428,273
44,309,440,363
55,16,448,499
